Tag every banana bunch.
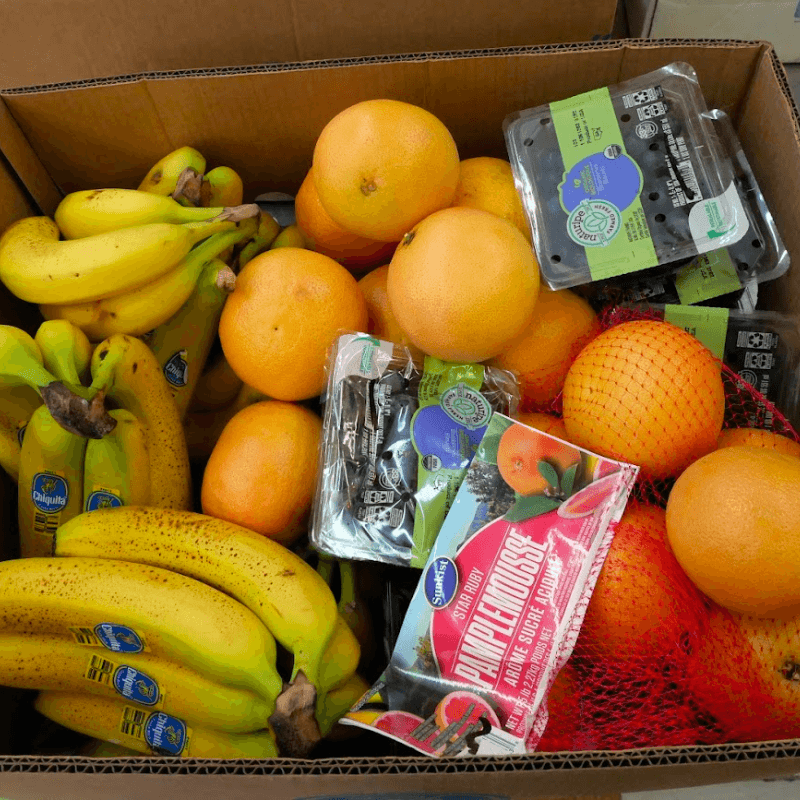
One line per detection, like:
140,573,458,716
54,506,362,740
0,555,282,757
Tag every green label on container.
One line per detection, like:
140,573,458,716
551,86,658,280
409,359,492,568
674,249,742,305
664,304,729,360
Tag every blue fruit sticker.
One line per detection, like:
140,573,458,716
145,712,187,755
163,350,188,388
85,490,123,512
94,623,145,654
114,666,160,706
411,404,488,471
559,150,643,215
31,473,68,514
424,556,458,609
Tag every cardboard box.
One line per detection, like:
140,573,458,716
0,37,800,800
0,0,621,90
627,0,800,63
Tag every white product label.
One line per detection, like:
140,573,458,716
689,182,749,254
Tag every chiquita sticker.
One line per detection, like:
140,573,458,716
343,414,638,757
94,623,145,654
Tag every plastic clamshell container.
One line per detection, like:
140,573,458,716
504,62,749,290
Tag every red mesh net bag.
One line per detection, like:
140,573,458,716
525,303,800,751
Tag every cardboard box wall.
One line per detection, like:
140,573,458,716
0,0,622,89
0,38,800,800
626,0,800,62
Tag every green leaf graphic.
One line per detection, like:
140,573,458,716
537,460,560,490
476,432,503,465
504,494,561,523
561,463,579,497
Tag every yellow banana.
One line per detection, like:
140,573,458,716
18,404,87,558
0,556,283,703
41,222,256,342
0,216,241,305
0,384,43,482
318,614,361,697
55,188,259,240
237,212,281,270
35,692,278,758
271,224,307,249
90,334,191,510
83,409,150,512
319,672,371,738
183,382,266,461
203,166,244,207
189,350,243,412
138,146,206,198
34,320,93,386
54,508,340,709
337,560,374,667
147,258,236,420
0,325,61,394
0,634,272,734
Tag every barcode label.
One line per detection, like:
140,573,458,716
478,730,520,755
84,654,116,685
33,512,59,537
666,159,703,208
70,626,101,646
120,705,148,740
623,86,663,108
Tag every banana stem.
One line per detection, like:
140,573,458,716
315,554,336,587
40,383,117,438
171,167,204,206
337,561,357,616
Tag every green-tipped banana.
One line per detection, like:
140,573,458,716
204,166,244,207
237,212,281,270
0,634,272,734
0,216,242,305
0,325,61,394
41,221,257,342
0,556,283,704
36,692,278,758
35,320,93,386
90,334,191,510
147,258,236,420
84,409,150,512
55,188,259,240
18,404,87,557
138,146,206,198
0,384,42,482
319,673,371,738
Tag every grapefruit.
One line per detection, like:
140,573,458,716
387,206,540,362
666,445,800,617
312,99,460,242
716,427,800,458
434,690,501,732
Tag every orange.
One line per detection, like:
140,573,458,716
200,400,322,545
294,168,396,270
451,157,531,243
488,286,600,409
219,247,368,401
357,265,424,361
312,99,460,242
579,502,696,661
496,421,580,496
562,320,725,479
515,412,568,441
717,426,800,458
386,207,539,363
666,445,800,618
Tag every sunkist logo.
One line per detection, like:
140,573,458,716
424,556,458,609
31,472,68,514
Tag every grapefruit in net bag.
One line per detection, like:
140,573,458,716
562,319,725,479
716,426,800,457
